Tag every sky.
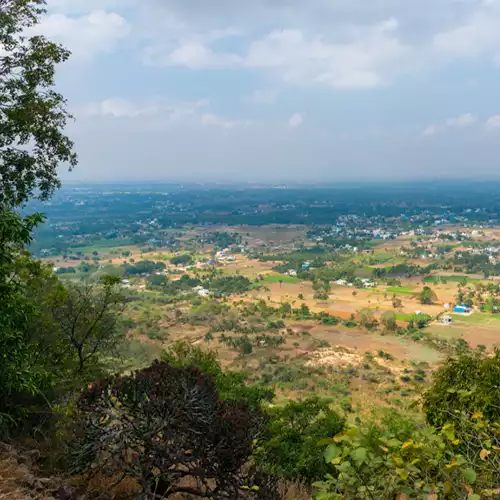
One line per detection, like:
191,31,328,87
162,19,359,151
38,0,500,182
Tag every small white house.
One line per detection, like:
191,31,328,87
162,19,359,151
441,315,452,325
197,288,210,297
287,270,298,277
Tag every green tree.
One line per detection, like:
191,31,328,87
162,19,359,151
358,308,377,329
49,275,126,373
0,212,49,424
419,286,437,305
161,342,273,408
0,0,77,208
255,398,345,484
381,311,397,331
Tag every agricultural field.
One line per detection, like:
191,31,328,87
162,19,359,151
33,185,500,413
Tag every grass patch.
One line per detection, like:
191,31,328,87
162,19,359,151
394,313,412,321
369,253,395,264
450,313,500,325
263,274,302,284
354,266,373,277
387,286,415,295
424,275,481,284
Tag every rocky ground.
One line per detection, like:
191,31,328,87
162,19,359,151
0,443,82,500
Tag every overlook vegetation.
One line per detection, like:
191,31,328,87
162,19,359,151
1,3,500,500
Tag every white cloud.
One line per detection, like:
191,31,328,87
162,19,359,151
81,97,209,120
47,0,133,14
288,113,304,128
147,18,409,89
35,10,131,59
249,89,279,105
423,124,439,136
445,113,477,128
200,113,250,129
433,0,500,60
424,113,478,136
147,42,242,69
83,98,159,118
485,115,500,130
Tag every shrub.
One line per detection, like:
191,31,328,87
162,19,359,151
423,349,500,427
73,361,276,499
314,410,500,499
255,398,345,484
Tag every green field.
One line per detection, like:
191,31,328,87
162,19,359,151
450,313,500,326
369,252,394,264
394,313,413,321
424,275,481,284
387,286,415,295
354,266,374,277
263,274,302,284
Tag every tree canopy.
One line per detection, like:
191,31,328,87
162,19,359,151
0,0,77,207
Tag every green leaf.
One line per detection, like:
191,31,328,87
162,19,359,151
351,447,368,465
396,468,409,481
461,468,477,484
317,437,335,446
469,495,480,500
324,444,342,463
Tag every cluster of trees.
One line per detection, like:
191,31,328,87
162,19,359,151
202,231,242,250
455,282,500,311
452,251,500,276
170,253,193,266
124,260,166,275
373,263,439,279
316,348,500,499
3,5,500,499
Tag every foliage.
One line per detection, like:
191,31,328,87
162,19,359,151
419,286,437,305
73,361,276,499
0,211,52,426
208,275,252,295
381,311,397,331
124,260,165,276
203,231,242,250
49,275,126,373
170,253,193,266
0,210,128,432
357,308,378,329
314,410,500,499
161,342,273,409
255,398,345,484
0,0,77,207
423,349,500,427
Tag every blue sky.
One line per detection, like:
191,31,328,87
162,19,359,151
39,0,500,182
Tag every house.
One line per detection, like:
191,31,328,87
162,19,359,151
454,305,471,314
197,288,210,297
287,270,298,277
361,278,375,288
335,279,347,286
441,315,453,325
